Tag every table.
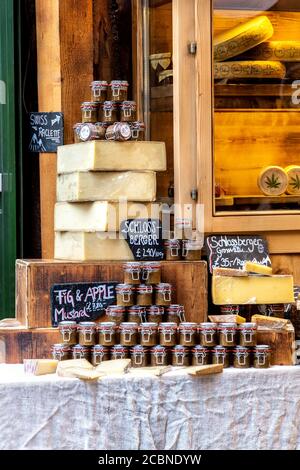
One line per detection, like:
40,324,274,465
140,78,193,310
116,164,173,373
0,365,300,450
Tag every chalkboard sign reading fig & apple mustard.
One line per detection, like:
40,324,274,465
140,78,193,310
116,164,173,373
29,112,64,153
50,282,118,327
121,219,164,261
205,235,271,274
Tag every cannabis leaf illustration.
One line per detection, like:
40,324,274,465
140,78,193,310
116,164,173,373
290,174,300,190
265,174,281,189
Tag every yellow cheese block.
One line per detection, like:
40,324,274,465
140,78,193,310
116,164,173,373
240,41,300,62
251,314,288,329
214,16,274,62
95,359,131,376
244,262,273,276
57,141,167,174
57,171,157,203
24,359,58,376
258,166,288,196
54,202,161,232
214,61,286,79
56,359,104,381
55,232,134,261
208,314,246,324
212,275,294,305
285,166,300,195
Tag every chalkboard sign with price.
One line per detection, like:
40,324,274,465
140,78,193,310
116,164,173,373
120,219,164,261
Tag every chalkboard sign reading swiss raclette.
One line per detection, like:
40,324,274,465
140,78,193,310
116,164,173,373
121,219,164,261
205,235,271,274
29,112,64,153
50,282,117,327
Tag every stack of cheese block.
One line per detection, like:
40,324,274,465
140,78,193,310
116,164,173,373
55,140,166,260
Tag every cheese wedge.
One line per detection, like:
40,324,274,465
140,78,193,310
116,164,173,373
213,267,248,277
187,364,223,377
54,201,162,232
56,359,104,381
244,261,273,276
24,359,58,376
251,315,288,329
95,359,131,375
214,16,274,62
212,275,294,305
258,166,288,196
285,166,300,195
208,315,246,324
57,171,157,203
55,232,134,261
128,366,172,377
57,141,167,174
214,61,286,79
240,41,300,62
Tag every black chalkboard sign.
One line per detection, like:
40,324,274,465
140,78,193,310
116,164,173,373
50,282,117,327
29,112,64,153
120,219,164,261
205,235,271,274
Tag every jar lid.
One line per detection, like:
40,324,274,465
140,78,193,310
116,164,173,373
185,240,203,250
78,322,96,328
212,346,227,352
219,323,237,328
95,122,109,128
240,322,257,329
109,80,129,87
139,322,158,329
72,344,90,352
143,262,161,269
130,121,146,130
51,344,71,351
130,345,147,353
171,345,188,353
81,101,99,109
137,285,153,293
91,80,108,87
233,346,250,353
179,322,197,330
155,283,172,291
79,124,94,142
121,100,136,108
164,239,181,247
151,346,167,353
123,262,142,270
106,306,126,313
92,345,109,352
118,123,131,139
119,322,138,329
116,284,135,292
102,100,118,108
192,346,209,352
58,321,77,328
199,322,217,329
159,322,177,330
167,305,184,312
129,306,146,312
255,345,271,351
111,345,128,352
148,306,164,314
97,322,116,329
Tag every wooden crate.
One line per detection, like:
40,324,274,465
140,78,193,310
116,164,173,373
257,324,296,366
16,259,208,328
0,327,60,364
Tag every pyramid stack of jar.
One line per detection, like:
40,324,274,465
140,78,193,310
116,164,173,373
73,80,145,143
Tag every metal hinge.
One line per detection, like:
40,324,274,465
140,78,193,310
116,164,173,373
191,189,198,201
188,42,197,55
0,173,2,193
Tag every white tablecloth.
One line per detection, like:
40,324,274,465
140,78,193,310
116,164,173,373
0,364,300,450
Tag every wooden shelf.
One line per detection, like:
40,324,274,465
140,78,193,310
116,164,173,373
151,84,173,112
216,194,300,207
214,84,294,97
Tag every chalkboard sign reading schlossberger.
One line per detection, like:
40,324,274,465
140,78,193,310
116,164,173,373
50,282,118,327
121,219,164,261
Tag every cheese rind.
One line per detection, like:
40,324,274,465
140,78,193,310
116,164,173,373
213,267,248,277
57,171,157,202
212,275,294,305
24,359,58,376
57,141,167,174
240,41,300,62
55,232,134,261
214,16,274,61
214,61,286,79
244,262,273,276
54,201,161,232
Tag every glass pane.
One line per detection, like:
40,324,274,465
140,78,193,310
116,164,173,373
143,0,173,203
213,0,300,214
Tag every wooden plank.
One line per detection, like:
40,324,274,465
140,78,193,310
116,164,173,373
266,232,300,254
132,0,144,119
215,84,294,97
16,260,208,329
216,194,300,207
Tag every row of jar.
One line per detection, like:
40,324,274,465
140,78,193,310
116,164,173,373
123,262,162,285
165,239,202,262
81,100,137,124
90,80,129,103
115,283,173,307
74,122,145,143
58,321,258,348
51,343,271,369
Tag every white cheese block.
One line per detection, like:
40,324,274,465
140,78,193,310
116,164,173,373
24,359,58,376
57,141,167,174
57,171,157,202
54,201,162,232
56,359,104,381
55,232,134,261
95,359,131,375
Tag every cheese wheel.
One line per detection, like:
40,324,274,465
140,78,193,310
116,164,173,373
258,166,288,196
214,16,274,62
240,41,300,62
214,61,286,79
285,165,300,195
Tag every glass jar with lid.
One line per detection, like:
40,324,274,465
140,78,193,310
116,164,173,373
147,306,164,324
94,122,109,140
159,322,177,346
51,344,72,361
120,101,137,122
90,80,108,102
198,323,218,347
150,345,168,367
72,344,91,361
142,262,161,285
116,284,135,307
91,345,110,366
108,80,129,102
81,101,99,123
78,322,97,346
172,345,190,367
100,101,118,123
220,305,240,315
130,345,148,368
130,121,145,141
178,322,198,346
79,123,101,142
233,346,251,369
183,240,202,261
58,321,78,345
111,345,129,360
253,345,271,369
155,283,172,306
97,322,117,347
166,305,186,325
73,123,83,143
192,346,210,366
119,322,139,347
123,262,142,284
218,323,237,347
239,323,257,347
212,346,230,368
139,322,158,347
136,285,153,306
105,122,132,141
164,239,181,261
128,306,147,324
106,306,126,325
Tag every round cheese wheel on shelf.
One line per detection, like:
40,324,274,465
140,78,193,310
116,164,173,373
258,166,288,196
285,165,300,195
214,61,286,79
214,15,274,62
239,41,300,62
